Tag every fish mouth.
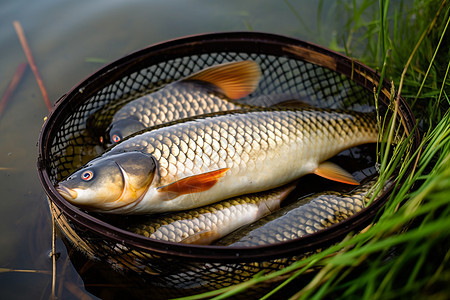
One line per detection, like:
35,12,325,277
56,185,78,201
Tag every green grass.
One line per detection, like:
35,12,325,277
183,0,450,299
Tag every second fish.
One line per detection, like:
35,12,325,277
100,60,261,146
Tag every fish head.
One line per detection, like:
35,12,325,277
102,118,146,146
56,151,156,211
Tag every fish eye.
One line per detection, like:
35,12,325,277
99,136,104,144
112,134,121,143
81,170,94,181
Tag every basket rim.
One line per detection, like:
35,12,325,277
37,31,420,262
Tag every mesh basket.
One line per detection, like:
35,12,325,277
37,32,419,298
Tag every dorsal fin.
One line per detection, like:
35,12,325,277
185,61,262,99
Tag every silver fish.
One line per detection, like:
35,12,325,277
127,184,295,245
101,60,261,146
56,107,378,214
214,177,381,247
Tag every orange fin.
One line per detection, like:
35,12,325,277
314,161,360,185
180,229,221,245
185,60,261,99
157,168,230,200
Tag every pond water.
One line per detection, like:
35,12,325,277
0,1,402,299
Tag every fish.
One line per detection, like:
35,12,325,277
56,107,378,214
99,60,261,146
214,176,382,247
126,184,295,245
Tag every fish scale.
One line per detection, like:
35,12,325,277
57,107,378,214
96,60,262,146
100,107,377,213
215,177,380,247
127,185,294,244
113,82,243,127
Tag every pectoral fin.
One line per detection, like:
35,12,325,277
257,183,297,218
314,161,360,185
185,60,261,99
157,168,230,200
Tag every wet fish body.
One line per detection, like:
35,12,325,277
214,177,380,247
127,184,295,245
57,107,378,214
103,60,261,145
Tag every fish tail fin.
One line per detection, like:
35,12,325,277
185,60,262,99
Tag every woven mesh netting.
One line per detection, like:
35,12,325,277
38,32,419,298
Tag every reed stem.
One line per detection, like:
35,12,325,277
0,63,27,118
13,21,52,112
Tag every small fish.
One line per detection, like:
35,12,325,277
214,177,381,247
100,60,261,146
126,184,295,245
56,107,378,214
